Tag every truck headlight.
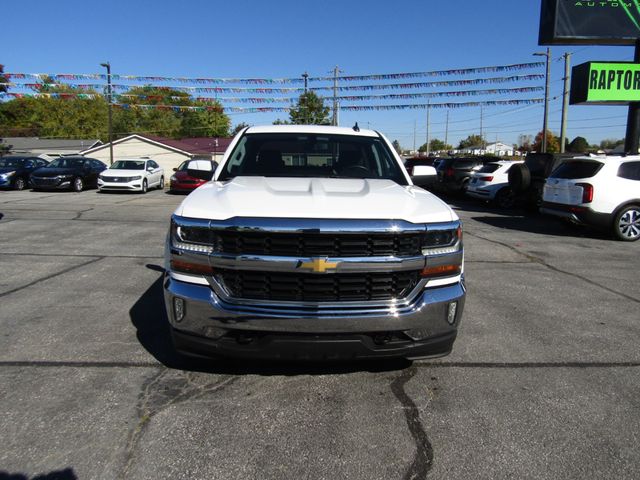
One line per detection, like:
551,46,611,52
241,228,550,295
421,225,462,256
170,218,217,254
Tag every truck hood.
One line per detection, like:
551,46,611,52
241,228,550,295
175,177,457,223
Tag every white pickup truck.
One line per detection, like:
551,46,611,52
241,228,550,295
164,125,465,360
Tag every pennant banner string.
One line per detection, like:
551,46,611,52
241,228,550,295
110,98,544,113
0,86,543,104
2,75,545,95
3,62,544,84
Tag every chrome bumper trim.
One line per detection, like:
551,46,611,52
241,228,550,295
164,275,465,334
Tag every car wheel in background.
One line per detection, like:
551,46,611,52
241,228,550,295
141,179,148,194
159,176,165,190
72,177,84,192
613,205,640,242
508,164,531,193
494,188,516,209
14,177,26,190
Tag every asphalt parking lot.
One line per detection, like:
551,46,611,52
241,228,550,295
1,188,639,480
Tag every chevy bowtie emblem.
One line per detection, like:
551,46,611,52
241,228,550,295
298,258,339,273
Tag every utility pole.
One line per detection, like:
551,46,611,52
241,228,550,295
302,72,309,124
480,105,484,149
534,48,551,153
332,66,340,126
100,62,113,165
560,52,571,153
444,110,449,148
426,101,431,156
625,38,640,154
413,120,416,152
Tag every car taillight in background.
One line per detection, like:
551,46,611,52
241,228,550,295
445,167,455,177
478,176,493,182
576,183,594,203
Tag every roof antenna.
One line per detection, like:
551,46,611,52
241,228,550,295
353,122,360,132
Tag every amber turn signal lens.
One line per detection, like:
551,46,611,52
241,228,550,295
420,264,461,278
170,259,214,275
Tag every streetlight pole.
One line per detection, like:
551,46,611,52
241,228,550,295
560,52,571,153
534,48,551,153
100,62,113,165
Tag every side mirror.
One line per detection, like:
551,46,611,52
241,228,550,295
411,165,437,187
147,167,154,172
186,159,216,181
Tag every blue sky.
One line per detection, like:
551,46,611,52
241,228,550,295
3,0,635,148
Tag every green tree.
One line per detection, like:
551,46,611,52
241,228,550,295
420,138,452,152
458,134,484,149
533,130,560,153
232,122,250,135
568,136,589,153
272,118,290,125
0,64,7,94
288,91,330,125
600,138,624,150
392,140,402,154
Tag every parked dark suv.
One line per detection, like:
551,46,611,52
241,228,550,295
508,153,578,210
0,155,50,190
435,157,489,193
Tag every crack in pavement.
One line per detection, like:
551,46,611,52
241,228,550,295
0,252,164,259
391,365,433,480
466,231,640,304
73,207,95,220
0,256,105,298
118,368,238,479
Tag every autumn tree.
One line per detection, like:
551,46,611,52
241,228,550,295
533,130,560,153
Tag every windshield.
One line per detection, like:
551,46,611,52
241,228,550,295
111,160,145,170
47,158,86,168
218,133,408,184
0,158,24,168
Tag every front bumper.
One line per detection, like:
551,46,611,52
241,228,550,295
163,275,465,360
98,179,143,191
30,177,71,190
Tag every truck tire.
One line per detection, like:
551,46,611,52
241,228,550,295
508,163,531,193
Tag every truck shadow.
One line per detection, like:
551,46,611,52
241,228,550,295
130,267,412,376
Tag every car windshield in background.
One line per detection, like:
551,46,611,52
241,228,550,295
48,158,86,168
0,158,24,167
550,160,603,179
218,133,408,185
477,163,501,173
111,160,145,170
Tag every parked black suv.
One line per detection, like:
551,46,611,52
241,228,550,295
0,155,50,190
435,157,491,193
508,153,578,210
30,156,107,192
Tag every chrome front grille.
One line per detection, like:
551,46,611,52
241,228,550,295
215,269,420,303
215,231,423,257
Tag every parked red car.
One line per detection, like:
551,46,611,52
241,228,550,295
169,160,218,193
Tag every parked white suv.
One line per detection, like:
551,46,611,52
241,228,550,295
466,160,523,208
98,158,164,193
541,155,640,241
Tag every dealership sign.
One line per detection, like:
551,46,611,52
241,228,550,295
539,0,640,45
570,62,640,104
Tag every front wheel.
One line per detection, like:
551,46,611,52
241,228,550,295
72,177,84,192
14,177,26,190
158,176,165,190
141,179,148,194
613,205,640,241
